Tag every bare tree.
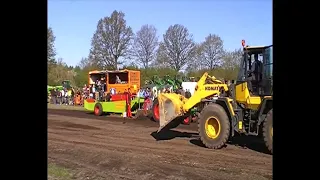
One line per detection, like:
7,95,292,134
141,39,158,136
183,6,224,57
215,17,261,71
131,24,158,69
186,43,203,71
152,42,171,68
222,48,242,69
89,10,134,70
199,34,224,70
47,27,56,64
78,57,94,69
160,24,196,71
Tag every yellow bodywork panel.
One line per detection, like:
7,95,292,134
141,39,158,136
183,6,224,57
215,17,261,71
235,82,262,110
225,97,235,116
183,86,221,111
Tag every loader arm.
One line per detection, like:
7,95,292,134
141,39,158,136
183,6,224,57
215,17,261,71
182,73,229,112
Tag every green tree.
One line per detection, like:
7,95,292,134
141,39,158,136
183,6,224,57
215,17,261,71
48,58,76,86
73,66,87,87
73,57,102,87
47,27,56,64
89,10,134,70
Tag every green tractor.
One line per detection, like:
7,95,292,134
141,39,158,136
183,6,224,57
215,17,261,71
173,75,183,89
151,75,164,86
47,80,72,102
163,75,179,90
61,80,72,89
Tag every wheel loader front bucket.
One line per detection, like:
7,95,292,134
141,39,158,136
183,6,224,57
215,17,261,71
157,93,188,132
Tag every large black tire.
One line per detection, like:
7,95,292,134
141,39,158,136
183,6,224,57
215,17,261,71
263,109,273,154
94,103,103,116
198,103,230,149
151,98,159,122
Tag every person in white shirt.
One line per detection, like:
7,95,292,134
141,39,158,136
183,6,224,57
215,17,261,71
64,89,68,105
89,85,95,99
60,89,65,105
116,75,121,84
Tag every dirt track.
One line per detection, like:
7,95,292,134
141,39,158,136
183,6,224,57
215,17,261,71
48,109,272,180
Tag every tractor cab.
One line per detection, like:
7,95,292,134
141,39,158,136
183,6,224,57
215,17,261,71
62,80,71,89
237,40,273,96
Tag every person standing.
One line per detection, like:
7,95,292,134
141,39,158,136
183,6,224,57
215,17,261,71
60,88,65,105
50,89,56,104
67,88,72,105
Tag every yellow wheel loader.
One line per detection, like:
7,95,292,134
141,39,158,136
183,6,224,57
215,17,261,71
157,41,273,153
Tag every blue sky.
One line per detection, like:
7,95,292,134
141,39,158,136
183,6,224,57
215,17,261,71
48,0,272,67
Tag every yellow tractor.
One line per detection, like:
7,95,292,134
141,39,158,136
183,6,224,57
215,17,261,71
157,41,273,153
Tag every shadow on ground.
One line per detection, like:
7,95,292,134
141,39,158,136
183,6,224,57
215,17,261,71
151,130,198,141
229,136,271,155
152,126,271,155
150,116,198,140
189,136,271,155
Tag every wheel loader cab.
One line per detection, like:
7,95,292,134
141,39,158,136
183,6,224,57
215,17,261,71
234,45,273,110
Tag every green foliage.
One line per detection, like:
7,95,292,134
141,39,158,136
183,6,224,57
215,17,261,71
48,163,73,180
73,66,87,87
47,27,56,65
47,59,76,86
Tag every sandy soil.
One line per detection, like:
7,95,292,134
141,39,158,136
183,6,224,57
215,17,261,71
48,109,272,180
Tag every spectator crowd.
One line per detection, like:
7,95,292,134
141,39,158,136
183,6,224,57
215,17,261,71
48,80,188,107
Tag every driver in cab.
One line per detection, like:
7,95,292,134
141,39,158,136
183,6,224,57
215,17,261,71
247,54,263,94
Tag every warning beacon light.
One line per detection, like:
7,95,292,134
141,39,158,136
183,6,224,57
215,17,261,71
241,40,246,47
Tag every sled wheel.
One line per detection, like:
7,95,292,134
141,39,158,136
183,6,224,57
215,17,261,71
94,103,103,116
182,116,191,125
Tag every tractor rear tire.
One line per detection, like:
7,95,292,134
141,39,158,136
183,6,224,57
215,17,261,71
263,109,273,154
151,98,160,122
182,116,191,125
198,103,230,149
94,103,103,116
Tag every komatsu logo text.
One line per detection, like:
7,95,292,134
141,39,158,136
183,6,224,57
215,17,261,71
205,86,219,91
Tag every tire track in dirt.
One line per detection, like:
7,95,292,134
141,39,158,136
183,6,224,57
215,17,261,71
48,113,272,180
48,109,198,131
